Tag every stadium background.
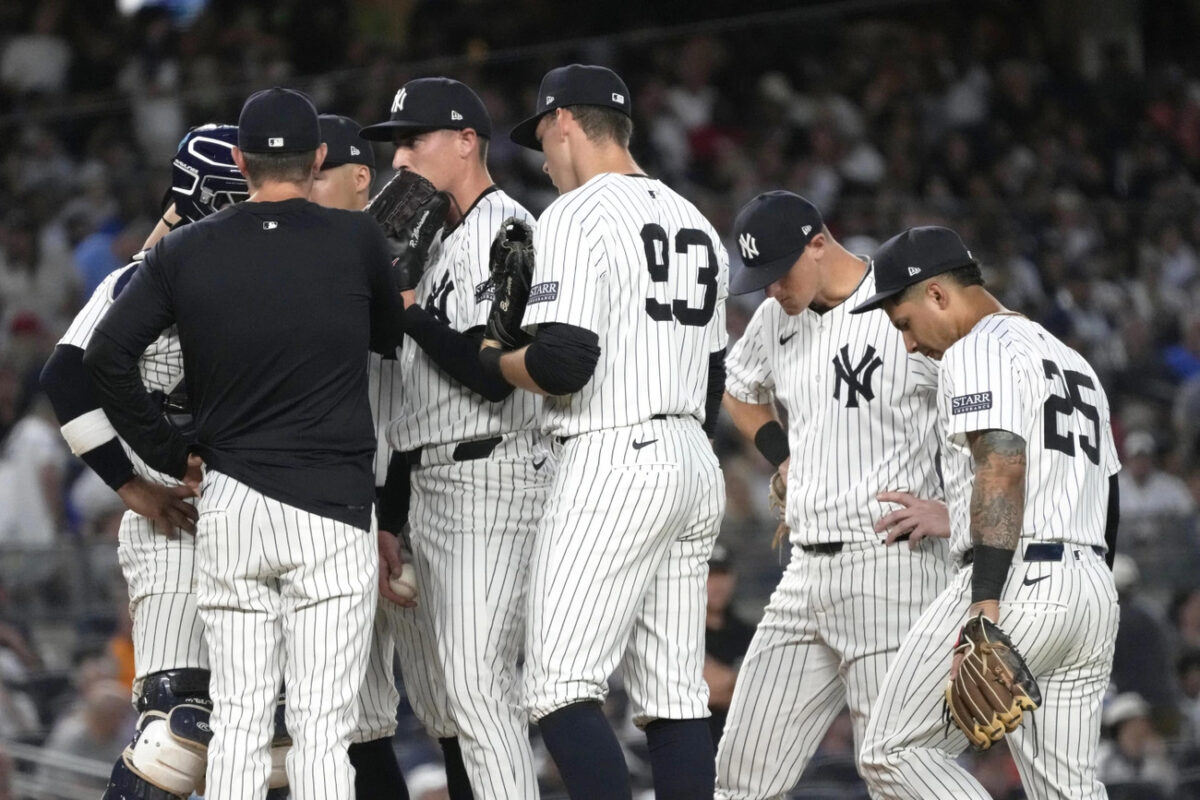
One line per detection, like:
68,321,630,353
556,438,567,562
1,0,1199,796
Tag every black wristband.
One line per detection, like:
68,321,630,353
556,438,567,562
970,544,1015,603
479,346,503,377
81,438,137,491
753,420,789,467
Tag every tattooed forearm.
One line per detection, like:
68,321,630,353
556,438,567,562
968,429,1026,551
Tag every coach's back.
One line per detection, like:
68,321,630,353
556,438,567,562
92,198,397,528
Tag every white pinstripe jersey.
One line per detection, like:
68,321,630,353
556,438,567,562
58,259,182,487
726,269,942,544
387,188,540,451
939,312,1120,561
521,173,729,436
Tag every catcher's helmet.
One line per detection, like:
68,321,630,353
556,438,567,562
170,124,248,223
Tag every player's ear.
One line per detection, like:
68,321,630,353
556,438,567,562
457,129,476,161
354,165,372,193
232,147,250,181
312,143,328,175
926,280,951,309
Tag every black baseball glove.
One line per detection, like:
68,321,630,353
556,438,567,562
365,169,451,291
485,218,536,350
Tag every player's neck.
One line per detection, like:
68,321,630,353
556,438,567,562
812,245,866,309
956,288,1008,338
574,145,641,187
248,179,312,203
446,168,494,225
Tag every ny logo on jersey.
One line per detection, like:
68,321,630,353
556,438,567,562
738,233,759,260
424,273,454,324
832,344,884,408
392,87,408,113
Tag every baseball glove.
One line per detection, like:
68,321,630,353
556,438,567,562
944,613,1042,750
365,169,451,291
485,217,535,350
768,470,788,550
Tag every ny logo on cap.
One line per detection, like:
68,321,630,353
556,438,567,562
908,267,921,276
350,146,361,156
612,92,625,104
391,87,408,113
738,233,759,260
268,137,284,148
450,110,463,121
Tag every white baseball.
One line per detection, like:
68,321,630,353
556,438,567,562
388,562,418,601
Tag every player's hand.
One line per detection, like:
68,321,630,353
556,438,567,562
875,491,949,547
400,289,416,309
378,528,417,608
950,600,1001,680
480,338,503,353
183,454,204,494
117,476,199,537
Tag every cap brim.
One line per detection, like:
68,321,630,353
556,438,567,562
729,249,803,295
848,288,901,315
510,112,547,151
358,120,438,142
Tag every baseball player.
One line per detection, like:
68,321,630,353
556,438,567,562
84,88,399,800
713,192,952,799
40,125,294,800
851,226,1121,799
312,112,479,800
484,64,728,799
358,76,549,799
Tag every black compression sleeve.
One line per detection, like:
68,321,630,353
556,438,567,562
42,345,105,422
402,305,514,402
375,451,411,532
704,349,726,437
970,545,1015,603
524,324,601,395
1105,473,1119,568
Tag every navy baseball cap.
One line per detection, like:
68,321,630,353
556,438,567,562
238,87,320,154
729,191,824,295
319,114,375,170
359,77,492,141
510,64,632,151
849,226,976,314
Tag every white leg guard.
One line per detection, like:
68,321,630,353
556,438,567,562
125,704,211,796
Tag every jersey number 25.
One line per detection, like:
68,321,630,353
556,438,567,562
640,224,718,327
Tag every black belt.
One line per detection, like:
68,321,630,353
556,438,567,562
801,533,910,555
556,414,680,446
401,436,503,468
961,543,1105,565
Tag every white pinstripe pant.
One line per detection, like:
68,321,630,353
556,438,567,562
406,442,551,799
117,508,207,680
525,417,724,726
860,547,1119,800
195,470,377,800
715,538,950,799
356,538,457,743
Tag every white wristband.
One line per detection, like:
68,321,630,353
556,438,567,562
60,409,120,455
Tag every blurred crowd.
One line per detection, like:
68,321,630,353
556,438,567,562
3,0,1200,796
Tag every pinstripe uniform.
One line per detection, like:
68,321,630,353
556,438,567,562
59,260,206,681
861,312,1120,800
715,270,950,799
197,468,376,800
520,173,728,727
355,350,457,745
384,188,551,798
